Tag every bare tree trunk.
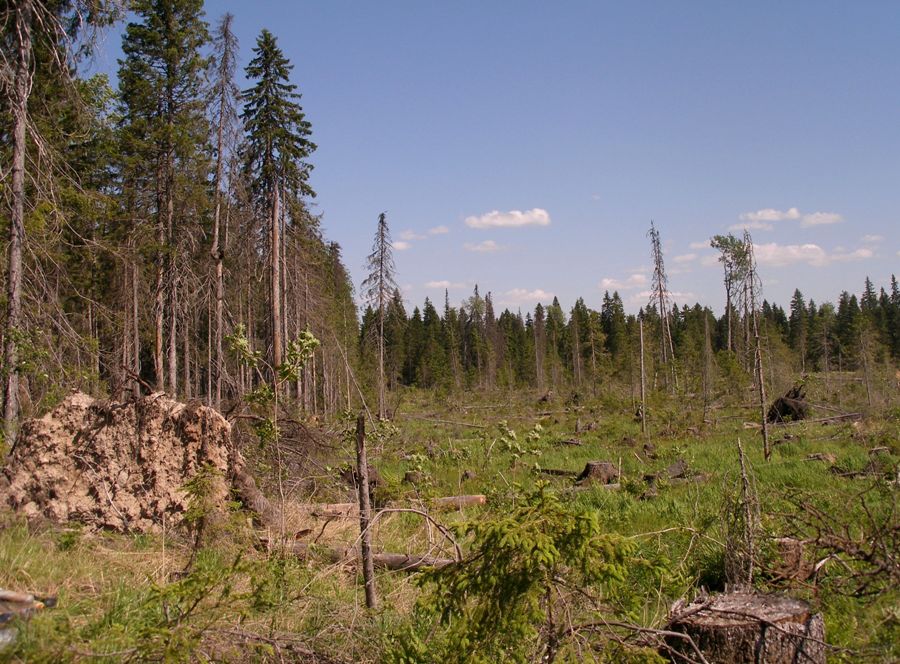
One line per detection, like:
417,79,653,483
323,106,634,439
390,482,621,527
725,287,733,353
132,255,141,395
748,255,769,460
702,315,713,422
182,308,191,399
860,329,873,409
639,319,647,439
271,187,283,372
3,0,33,442
378,296,385,419
166,160,177,395
355,414,378,609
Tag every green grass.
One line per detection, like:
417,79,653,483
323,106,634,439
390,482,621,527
0,379,897,662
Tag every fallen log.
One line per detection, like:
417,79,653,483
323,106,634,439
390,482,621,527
536,468,579,477
303,494,487,518
284,543,453,572
430,494,486,510
776,412,862,427
665,592,825,663
396,414,488,429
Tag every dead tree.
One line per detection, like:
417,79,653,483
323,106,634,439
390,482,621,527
2,0,33,442
741,232,770,459
639,318,648,438
355,414,378,609
648,222,678,391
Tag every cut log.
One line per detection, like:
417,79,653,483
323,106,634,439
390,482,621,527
430,494,486,510
537,468,579,477
778,412,862,427
232,465,280,528
576,461,619,485
804,453,836,465
285,543,453,572
303,494,487,519
665,592,825,663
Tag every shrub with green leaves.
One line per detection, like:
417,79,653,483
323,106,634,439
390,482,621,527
387,484,637,663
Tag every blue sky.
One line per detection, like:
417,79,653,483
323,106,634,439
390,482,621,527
90,1,899,314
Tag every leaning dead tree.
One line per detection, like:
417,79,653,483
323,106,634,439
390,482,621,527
2,0,122,440
739,231,770,459
648,222,678,391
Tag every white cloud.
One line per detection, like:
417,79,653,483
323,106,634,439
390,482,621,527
399,230,425,241
428,225,449,235
394,240,412,251
738,206,843,228
729,220,774,232
425,280,466,289
689,240,711,250
464,240,502,253
740,207,801,223
832,247,873,261
752,242,872,267
673,253,697,264
464,208,551,229
860,234,883,244
591,193,602,201
701,254,720,267
498,288,554,306
801,211,843,227
599,273,648,290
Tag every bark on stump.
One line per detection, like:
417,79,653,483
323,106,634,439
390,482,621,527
576,461,619,485
665,592,825,663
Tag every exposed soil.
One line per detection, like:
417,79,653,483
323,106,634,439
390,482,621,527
0,391,258,533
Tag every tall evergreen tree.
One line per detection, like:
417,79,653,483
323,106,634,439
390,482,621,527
361,213,397,417
241,28,316,373
788,289,808,370
118,0,210,394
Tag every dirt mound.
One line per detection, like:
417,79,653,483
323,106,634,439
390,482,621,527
0,391,262,533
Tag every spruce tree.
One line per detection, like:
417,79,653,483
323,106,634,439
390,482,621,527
242,28,316,373
362,213,398,417
788,289,808,370
118,0,211,394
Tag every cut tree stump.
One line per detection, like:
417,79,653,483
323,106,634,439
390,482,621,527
665,592,825,663
576,461,619,485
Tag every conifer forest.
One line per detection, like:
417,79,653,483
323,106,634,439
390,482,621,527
0,2,897,663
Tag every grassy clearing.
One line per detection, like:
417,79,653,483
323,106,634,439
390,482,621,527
0,379,897,662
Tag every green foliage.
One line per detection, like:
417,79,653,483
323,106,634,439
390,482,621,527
278,330,320,383
11,551,247,663
388,484,635,664
226,324,263,368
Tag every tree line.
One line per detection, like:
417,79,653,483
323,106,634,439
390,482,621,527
358,220,900,405
1,0,357,440
2,2,897,440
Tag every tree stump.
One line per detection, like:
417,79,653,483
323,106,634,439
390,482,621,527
576,461,619,485
665,592,825,663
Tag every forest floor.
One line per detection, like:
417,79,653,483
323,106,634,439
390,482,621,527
0,373,897,662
